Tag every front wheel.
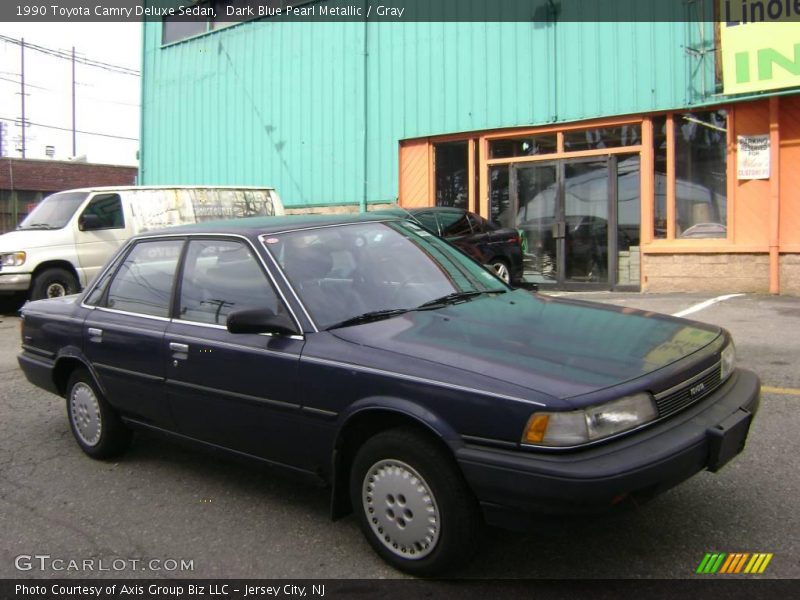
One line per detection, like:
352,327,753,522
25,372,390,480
31,267,79,300
350,429,481,576
66,369,132,459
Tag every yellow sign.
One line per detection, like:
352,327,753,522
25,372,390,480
720,0,800,94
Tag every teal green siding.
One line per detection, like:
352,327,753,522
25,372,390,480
141,1,719,207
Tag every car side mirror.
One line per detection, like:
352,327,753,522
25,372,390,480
226,308,299,336
79,213,103,231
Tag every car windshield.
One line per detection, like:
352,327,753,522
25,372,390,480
17,192,89,230
264,220,507,329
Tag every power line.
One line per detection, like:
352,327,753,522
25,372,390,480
0,76,140,106
0,34,140,76
0,116,138,141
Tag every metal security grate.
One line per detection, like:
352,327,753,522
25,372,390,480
655,362,722,419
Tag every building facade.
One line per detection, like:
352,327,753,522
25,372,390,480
140,0,800,293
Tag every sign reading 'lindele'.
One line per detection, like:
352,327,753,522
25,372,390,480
720,0,800,95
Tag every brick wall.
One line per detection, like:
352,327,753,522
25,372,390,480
644,254,771,293
0,158,137,192
781,254,800,296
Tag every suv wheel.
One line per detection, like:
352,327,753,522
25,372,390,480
488,259,511,284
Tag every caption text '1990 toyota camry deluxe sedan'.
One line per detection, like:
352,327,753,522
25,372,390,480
17,214,760,576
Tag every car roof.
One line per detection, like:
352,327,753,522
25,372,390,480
49,185,277,193
135,213,401,238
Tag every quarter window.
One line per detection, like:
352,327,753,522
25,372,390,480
178,239,279,325
104,240,183,317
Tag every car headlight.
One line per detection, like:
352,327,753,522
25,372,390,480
1,252,26,267
523,392,658,447
720,342,736,382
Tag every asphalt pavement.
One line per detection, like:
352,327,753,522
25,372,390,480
0,292,797,579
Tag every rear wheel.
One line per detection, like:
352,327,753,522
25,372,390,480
488,259,511,284
66,369,132,459
31,267,79,300
350,428,481,576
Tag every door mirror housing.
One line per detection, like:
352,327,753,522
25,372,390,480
226,308,298,336
79,213,103,231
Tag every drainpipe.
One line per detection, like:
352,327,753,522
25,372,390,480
360,14,368,214
769,97,780,294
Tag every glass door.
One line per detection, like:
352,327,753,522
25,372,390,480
512,163,559,285
490,156,640,290
562,158,611,285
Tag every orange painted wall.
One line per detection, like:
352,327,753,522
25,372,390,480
732,100,771,249
780,95,800,250
398,140,432,208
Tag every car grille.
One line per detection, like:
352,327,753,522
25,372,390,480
654,362,722,419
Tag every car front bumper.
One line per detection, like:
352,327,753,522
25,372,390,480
0,272,32,292
456,368,760,528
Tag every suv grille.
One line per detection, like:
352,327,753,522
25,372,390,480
654,362,722,418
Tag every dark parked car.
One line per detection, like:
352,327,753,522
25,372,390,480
18,214,759,576
404,207,524,284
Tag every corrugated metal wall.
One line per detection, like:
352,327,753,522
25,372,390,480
140,0,716,207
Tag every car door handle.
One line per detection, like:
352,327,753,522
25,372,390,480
87,327,103,342
169,342,189,353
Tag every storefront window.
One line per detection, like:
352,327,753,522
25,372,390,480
489,165,511,228
563,124,641,152
489,134,557,159
674,110,728,238
652,116,667,239
434,141,469,209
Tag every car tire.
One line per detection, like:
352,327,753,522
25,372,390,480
31,267,79,300
66,369,132,459
350,428,481,576
488,259,511,284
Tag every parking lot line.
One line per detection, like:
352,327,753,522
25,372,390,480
671,294,744,318
762,385,800,397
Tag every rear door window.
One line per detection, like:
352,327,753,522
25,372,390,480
103,239,183,317
438,210,473,237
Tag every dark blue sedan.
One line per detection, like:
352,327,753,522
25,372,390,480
17,214,759,576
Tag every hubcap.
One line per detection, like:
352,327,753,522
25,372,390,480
69,382,102,446
492,262,510,283
362,459,439,560
46,282,67,298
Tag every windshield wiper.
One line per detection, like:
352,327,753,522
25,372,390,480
416,289,506,310
327,308,410,330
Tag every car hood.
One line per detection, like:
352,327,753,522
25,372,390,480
330,290,722,403
0,229,70,252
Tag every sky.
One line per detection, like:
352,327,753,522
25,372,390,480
0,22,141,166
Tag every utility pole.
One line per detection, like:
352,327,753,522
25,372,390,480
71,46,76,157
20,38,26,158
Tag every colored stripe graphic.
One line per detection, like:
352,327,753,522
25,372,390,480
699,552,773,574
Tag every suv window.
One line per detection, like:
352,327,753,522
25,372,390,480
413,211,440,234
81,194,124,229
178,239,280,325
466,212,486,233
104,239,183,317
437,210,473,237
